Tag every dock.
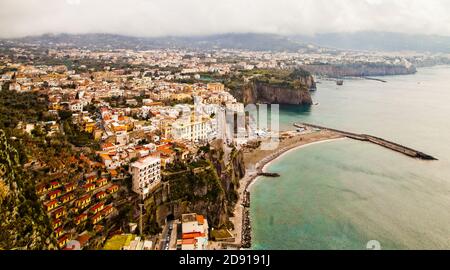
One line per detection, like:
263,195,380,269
294,123,437,160
257,172,280,177
364,77,387,83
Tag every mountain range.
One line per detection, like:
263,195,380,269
3,32,450,53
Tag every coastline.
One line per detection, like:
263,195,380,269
230,129,344,249
251,137,346,190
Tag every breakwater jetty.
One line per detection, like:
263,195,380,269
294,123,437,161
364,77,387,83
241,190,251,248
257,172,280,177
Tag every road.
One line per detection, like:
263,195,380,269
159,220,174,250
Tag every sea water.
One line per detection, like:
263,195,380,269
250,66,450,250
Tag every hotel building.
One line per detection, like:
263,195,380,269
130,156,161,198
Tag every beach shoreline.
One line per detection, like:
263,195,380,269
229,129,344,249
250,137,346,190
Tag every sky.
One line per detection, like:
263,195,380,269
0,0,450,38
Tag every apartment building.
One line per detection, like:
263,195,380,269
130,156,161,198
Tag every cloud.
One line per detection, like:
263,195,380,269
0,0,449,38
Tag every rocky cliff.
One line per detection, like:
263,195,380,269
148,141,245,229
243,80,313,105
238,70,315,105
302,63,417,77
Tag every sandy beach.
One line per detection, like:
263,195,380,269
229,128,344,248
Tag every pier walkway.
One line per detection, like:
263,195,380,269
294,123,437,160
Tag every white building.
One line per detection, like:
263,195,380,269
130,156,161,198
115,131,129,146
70,101,84,112
181,213,209,250
171,113,209,142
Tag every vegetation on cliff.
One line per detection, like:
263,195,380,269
0,90,102,249
189,68,314,104
226,69,314,105
0,130,56,249
145,141,245,230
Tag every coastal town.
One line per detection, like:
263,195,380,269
0,35,448,251
3,4,450,270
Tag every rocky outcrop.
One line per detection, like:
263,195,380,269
302,63,417,77
244,82,313,105
242,78,314,105
226,68,315,105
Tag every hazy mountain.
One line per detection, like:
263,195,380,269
5,32,450,53
291,32,450,53
7,33,308,52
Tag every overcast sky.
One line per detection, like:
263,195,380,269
1,0,449,38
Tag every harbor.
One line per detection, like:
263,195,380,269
294,123,437,160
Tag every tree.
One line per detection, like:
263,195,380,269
58,110,72,121
31,127,45,137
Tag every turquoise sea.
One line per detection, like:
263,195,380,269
250,66,450,250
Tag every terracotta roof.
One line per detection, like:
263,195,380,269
46,200,58,206
102,143,115,149
77,194,91,202
100,154,112,161
58,235,69,243
102,205,113,214
77,234,91,247
196,215,205,225
61,193,74,199
54,207,66,214
52,219,61,225
107,185,119,191
92,212,103,220
48,189,61,196
91,202,104,211
76,213,88,221
84,183,95,189
182,238,197,245
182,232,205,239
95,191,106,198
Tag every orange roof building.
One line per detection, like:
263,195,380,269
95,191,107,200
90,202,105,215
75,213,88,225
45,200,59,212
107,185,119,194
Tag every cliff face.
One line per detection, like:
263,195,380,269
150,141,245,229
302,64,417,77
242,76,314,105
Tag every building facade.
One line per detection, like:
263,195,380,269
130,156,161,198
180,213,209,250
171,114,209,142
